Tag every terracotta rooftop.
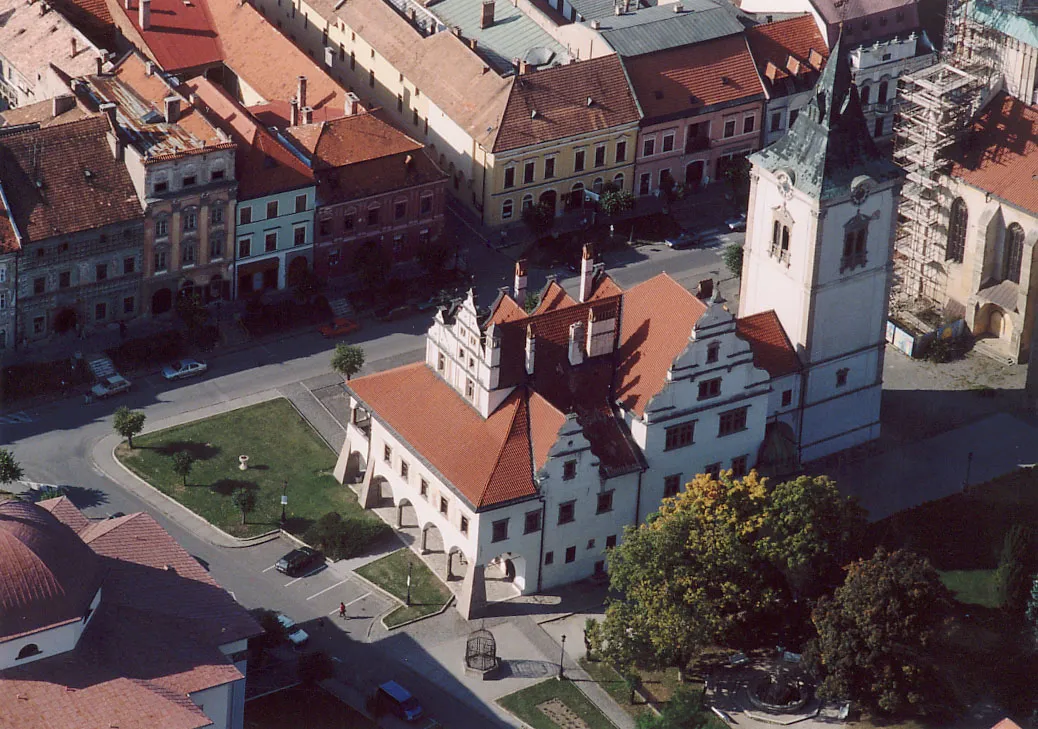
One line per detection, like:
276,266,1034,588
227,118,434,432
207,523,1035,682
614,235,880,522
948,92,1038,216
187,77,313,200
47,0,116,48
735,311,801,377
493,55,640,153
248,100,350,130
624,33,765,120
0,499,261,729
746,15,829,99
810,0,916,23
0,96,90,129
0,116,143,252
0,0,102,89
109,0,223,73
36,495,91,533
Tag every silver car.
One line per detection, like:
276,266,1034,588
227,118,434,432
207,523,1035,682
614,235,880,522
162,358,208,381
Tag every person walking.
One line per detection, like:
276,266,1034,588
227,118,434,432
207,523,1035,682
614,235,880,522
339,602,346,619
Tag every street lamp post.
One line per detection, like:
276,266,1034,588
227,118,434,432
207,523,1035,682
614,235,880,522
405,560,413,606
558,635,566,680
280,479,288,529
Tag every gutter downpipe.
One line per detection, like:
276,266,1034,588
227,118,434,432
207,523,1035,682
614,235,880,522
536,491,547,592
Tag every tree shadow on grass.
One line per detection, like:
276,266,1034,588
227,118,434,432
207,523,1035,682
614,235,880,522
283,515,314,537
210,479,260,496
155,441,221,461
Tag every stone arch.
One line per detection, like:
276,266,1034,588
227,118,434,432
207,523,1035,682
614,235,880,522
539,189,557,214
420,521,444,555
53,307,78,334
151,287,173,316
396,497,416,529
976,302,1011,340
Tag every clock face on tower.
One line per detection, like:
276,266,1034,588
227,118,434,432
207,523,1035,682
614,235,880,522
776,171,794,200
850,179,872,206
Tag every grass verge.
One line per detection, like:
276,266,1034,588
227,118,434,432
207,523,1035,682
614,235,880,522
115,398,376,539
498,678,616,729
245,685,376,729
356,548,452,627
939,569,1002,608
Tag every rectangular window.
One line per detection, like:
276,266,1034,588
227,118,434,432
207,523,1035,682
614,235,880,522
211,168,225,181
492,519,508,542
460,515,469,534
558,501,575,525
294,194,307,213
293,226,306,246
615,140,626,162
781,389,792,407
596,490,614,514
33,277,45,295
183,212,197,231
770,112,783,132
731,455,748,478
181,244,195,265
367,207,380,225
503,167,515,189
239,207,252,225
319,218,333,236
743,115,755,134
123,296,134,314
420,478,428,497
123,257,135,275
638,173,650,196
524,161,535,184
698,377,721,400
664,421,695,450
662,133,675,152
704,462,721,478
33,317,44,334
154,180,168,194
155,218,169,237
545,551,554,565
400,461,409,480
95,302,107,321
574,149,585,172
420,194,432,215
368,70,375,87
587,539,596,550
265,231,277,252
154,251,167,271
343,213,354,230
59,271,70,288
238,238,251,259
563,459,577,480
594,145,606,167
266,201,278,219
0,293,5,309
182,174,196,187
437,352,445,371
440,496,449,515
789,109,800,125
723,119,736,138
565,546,576,563
412,108,420,127
663,474,680,498
465,378,475,399
394,200,407,220
211,206,224,225
502,199,514,220
836,368,849,387
524,510,542,534
350,51,356,69
707,342,720,363
642,138,655,157
606,534,617,549
397,93,403,112
842,228,867,270
544,157,556,179
718,406,749,436
383,444,392,463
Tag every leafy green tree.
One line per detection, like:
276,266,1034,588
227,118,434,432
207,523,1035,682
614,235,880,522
806,548,955,718
521,201,555,235
635,687,708,729
1026,575,1038,645
524,292,541,314
416,236,452,274
331,343,365,381
996,523,1035,613
175,293,209,337
113,407,146,449
600,189,635,217
232,486,257,525
722,244,743,278
171,451,195,487
0,448,24,487
287,263,323,303
305,511,390,559
353,241,392,290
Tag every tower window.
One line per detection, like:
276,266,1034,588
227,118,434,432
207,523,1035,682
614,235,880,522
1004,223,1024,284
946,197,967,263
836,368,849,387
842,223,868,272
771,212,792,263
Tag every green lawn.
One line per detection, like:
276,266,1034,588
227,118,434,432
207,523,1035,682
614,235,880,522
355,548,452,627
940,569,1002,608
116,398,370,538
498,679,616,729
245,685,376,729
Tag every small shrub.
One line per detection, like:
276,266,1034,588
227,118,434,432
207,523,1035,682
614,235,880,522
306,511,390,560
925,334,968,363
722,244,744,278
298,650,335,684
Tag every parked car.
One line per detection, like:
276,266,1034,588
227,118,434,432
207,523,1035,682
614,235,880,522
276,613,309,648
91,374,131,399
162,358,208,381
726,213,747,232
664,230,699,249
317,317,361,338
275,546,324,576
377,681,424,722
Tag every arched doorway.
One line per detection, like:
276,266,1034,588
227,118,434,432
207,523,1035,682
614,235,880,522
396,497,416,529
53,308,77,334
686,160,705,188
568,182,585,210
486,552,526,593
538,189,557,215
151,287,173,315
989,308,1005,337
208,274,226,302
420,522,444,556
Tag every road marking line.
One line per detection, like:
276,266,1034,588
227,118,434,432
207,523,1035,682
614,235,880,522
262,564,278,573
326,591,372,615
306,578,351,600
284,576,305,587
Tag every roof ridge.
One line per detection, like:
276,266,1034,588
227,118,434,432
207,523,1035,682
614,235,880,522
477,393,527,508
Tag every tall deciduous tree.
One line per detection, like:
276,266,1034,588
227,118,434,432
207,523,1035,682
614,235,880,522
1027,575,1038,645
996,523,1035,613
0,448,23,487
807,548,955,718
113,407,146,449
331,343,365,381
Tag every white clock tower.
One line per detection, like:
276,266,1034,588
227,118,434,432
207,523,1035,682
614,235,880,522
739,37,904,463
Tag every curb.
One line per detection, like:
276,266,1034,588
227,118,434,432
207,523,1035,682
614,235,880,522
350,563,455,632
281,391,339,454
382,594,455,631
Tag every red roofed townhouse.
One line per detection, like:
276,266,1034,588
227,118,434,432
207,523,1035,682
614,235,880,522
186,77,318,297
80,51,238,316
286,111,447,285
623,34,766,199
746,15,830,145
0,497,262,729
334,246,801,618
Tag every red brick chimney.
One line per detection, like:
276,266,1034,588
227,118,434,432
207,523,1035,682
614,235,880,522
139,0,151,30
297,76,308,110
290,97,300,126
302,106,313,124
480,0,494,28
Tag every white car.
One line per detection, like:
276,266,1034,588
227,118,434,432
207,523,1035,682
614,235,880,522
91,374,131,399
276,614,309,647
162,358,208,381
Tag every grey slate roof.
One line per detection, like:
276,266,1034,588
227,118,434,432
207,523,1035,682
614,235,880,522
597,0,753,57
429,0,570,74
568,0,620,21
749,36,902,200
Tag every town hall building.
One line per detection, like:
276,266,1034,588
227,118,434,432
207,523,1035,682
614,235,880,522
332,40,900,618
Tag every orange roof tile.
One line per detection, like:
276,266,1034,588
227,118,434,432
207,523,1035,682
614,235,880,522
533,280,577,314
109,0,223,73
616,274,707,416
735,310,800,377
948,93,1038,216
36,495,91,533
493,55,640,153
624,34,765,119
745,15,829,99
487,293,527,326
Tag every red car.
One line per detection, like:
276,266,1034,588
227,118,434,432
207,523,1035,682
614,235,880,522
318,317,361,338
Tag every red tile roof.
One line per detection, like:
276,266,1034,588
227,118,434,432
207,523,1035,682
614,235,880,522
735,310,801,377
493,55,640,153
533,280,577,314
616,274,707,416
0,499,261,729
948,93,1038,216
0,116,143,247
186,77,313,200
745,15,829,99
111,0,223,73
624,34,764,119
248,100,349,129
49,0,116,48
36,495,91,533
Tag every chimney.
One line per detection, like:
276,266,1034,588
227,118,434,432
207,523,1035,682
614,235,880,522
513,259,527,303
469,37,478,51
452,25,462,37
512,57,521,75
297,75,308,109
519,60,530,74
578,243,594,303
568,321,585,366
404,154,413,168
52,93,75,117
765,61,778,81
302,106,314,124
480,0,494,28
70,37,77,58
96,56,104,75
290,97,300,125
525,324,536,375
590,18,600,29
100,101,117,129
672,2,682,11
146,60,154,76
809,48,824,69
345,91,361,115
585,305,616,357
139,0,150,30
163,95,180,123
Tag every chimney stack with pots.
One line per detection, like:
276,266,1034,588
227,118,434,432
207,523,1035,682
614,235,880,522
290,97,300,125
96,56,104,75
302,106,313,124
52,93,75,117
139,0,150,29
345,92,361,115
579,243,594,302
480,0,494,28
163,95,180,123
297,76,307,110
70,37,77,58
513,259,527,303
525,324,536,375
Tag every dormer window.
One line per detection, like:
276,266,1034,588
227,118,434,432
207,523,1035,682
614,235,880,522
16,644,41,660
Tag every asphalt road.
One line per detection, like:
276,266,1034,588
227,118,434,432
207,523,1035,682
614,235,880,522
0,222,741,727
